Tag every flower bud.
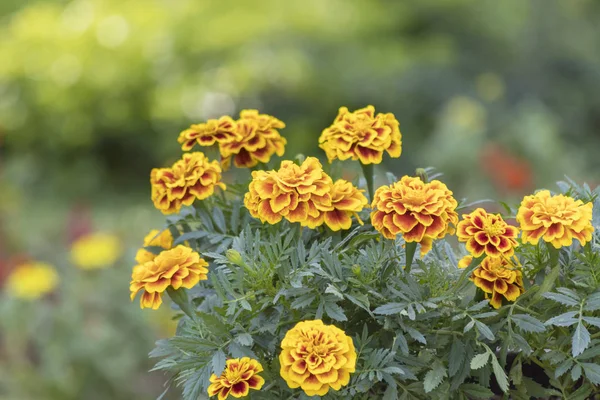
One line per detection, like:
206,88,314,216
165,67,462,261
226,249,244,266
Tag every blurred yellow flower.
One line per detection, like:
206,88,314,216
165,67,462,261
322,179,368,231
6,261,59,300
517,190,594,248
130,245,209,310
135,229,174,264
476,73,505,102
279,320,356,396
151,152,226,215
244,157,333,228
471,257,524,309
319,105,401,164
71,233,122,269
370,176,458,255
220,109,287,169
178,115,240,151
208,357,265,400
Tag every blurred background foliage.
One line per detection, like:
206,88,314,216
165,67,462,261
1,0,600,398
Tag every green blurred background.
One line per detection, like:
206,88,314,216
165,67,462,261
1,0,600,398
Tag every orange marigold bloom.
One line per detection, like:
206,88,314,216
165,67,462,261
220,109,286,169
207,357,265,400
135,229,174,264
471,257,524,309
151,152,226,215
130,245,208,309
516,190,594,248
322,179,368,231
279,320,356,397
178,116,239,151
319,105,401,164
457,208,519,258
370,176,458,255
458,255,473,269
244,157,333,228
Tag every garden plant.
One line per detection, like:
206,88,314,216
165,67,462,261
131,106,600,399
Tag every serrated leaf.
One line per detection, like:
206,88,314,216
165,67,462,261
463,320,475,333
324,302,347,322
475,321,495,341
581,363,600,385
406,304,416,320
491,355,509,393
448,340,465,377
470,352,490,370
573,322,591,357
472,311,497,319
571,363,582,380
582,316,600,328
234,333,253,347
512,333,533,355
374,302,407,315
423,362,447,393
211,350,226,376
584,292,600,311
512,314,546,333
554,359,574,378
290,294,316,309
468,300,490,312
555,287,581,301
545,311,578,327
534,265,560,300
543,292,580,306
460,383,494,399
578,345,600,360
405,326,426,344
325,284,344,299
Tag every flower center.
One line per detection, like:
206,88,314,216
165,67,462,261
483,219,504,236
225,369,242,384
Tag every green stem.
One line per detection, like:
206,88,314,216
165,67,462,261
361,163,375,202
166,287,197,321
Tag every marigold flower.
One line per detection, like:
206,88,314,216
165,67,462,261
220,109,286,169
244,157,333,228
458,255,473,269
456,208,519,258
207,357,265,400
279,320,356,396
6,261,59,300
319,105,401,164
370,176,458,255
151,152,226,215
130,245,209,309
135,229,174,264
516,190,594,248
471,257,524,309
178,116,239,151
322,179,368,231
70,233,122,270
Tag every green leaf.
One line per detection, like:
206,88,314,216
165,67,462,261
211,349,226,376
581,363,600,385
584,292,600,311
405,241,418,270
374,302,407,315
491,354,509,393
448,340,465,377
324,302,347,322
470,352,490,370
573,322,591,357
545,311,578,327
291,294,316,309
512,314,546,333
173,230,208,245
543,292,580,306
554,359,574,378
509,358,522,385
534,265,560,300
578,345,600,360
234,333,253,347
423,362,447,393
571,363,582,380
582,316,600,328
474,321,495,341
459,383,494,399
405,326,426,344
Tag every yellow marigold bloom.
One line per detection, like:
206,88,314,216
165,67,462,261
456,208,519,258
220,109,286,169
458,255,473,269
6,261,58,300
71,233,122,270
244,157,333,228
319,105,401,164
178,116,239,151
322,179,368,231
151,152,226,215
516,190,594,248
130,245,209,310
135,229,174,264
471,257,524,309
370,176,458,255
207,357,265,400
279,320,356,396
